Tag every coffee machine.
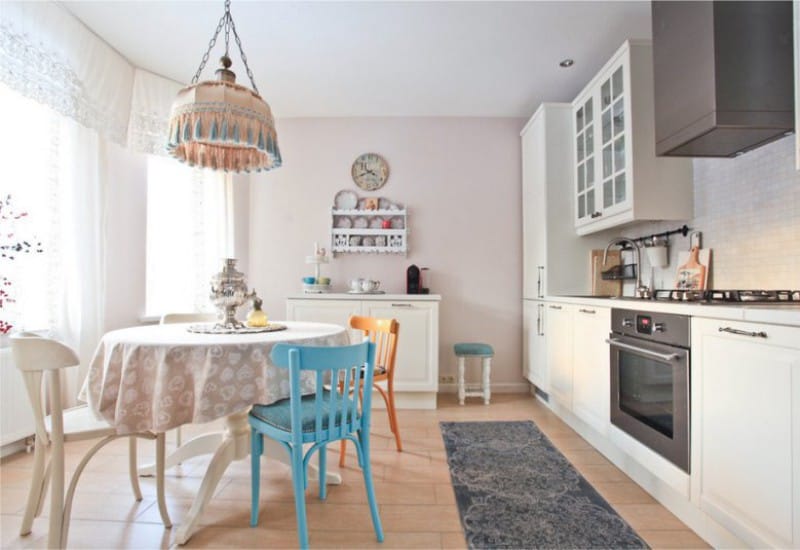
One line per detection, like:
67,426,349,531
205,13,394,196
406,265,430,294
406,265,420,294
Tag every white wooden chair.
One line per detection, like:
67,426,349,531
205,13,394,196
10,332,171,549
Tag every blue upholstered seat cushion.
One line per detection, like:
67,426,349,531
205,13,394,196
454,343,494,357
249,389,357,433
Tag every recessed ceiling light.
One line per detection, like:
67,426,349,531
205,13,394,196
559,59,575,68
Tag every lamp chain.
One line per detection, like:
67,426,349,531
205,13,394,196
190,0,261,95
191,10,227,84
229,17,260,94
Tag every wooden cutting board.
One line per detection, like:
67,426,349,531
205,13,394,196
674,247,711,290
591,249,622,297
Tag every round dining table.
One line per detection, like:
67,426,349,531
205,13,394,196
80,320,349,544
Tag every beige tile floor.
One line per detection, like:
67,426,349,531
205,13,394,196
0,394,710,549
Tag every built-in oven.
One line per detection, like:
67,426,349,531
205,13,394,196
607,309,691,473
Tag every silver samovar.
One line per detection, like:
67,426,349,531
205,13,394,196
209,258,255,329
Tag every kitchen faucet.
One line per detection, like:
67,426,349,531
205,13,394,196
603,238,651,299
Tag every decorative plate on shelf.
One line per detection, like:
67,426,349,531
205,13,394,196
335,216,353,228
353,216,369,229
390,216,405,229
362,236,375,246
334,190,358,210
378,198,392,210
369,217,384,229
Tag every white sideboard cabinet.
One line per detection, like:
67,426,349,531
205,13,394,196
286,294,440,409
572,40,693,235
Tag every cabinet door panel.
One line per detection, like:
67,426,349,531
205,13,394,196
522,114,546,298
523,301,548,390
694,319,800,548
572,307,610,434
363,302,438,392
545,304,573,408
286,300,362,342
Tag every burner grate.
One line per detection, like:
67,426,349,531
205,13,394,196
653,289,800,303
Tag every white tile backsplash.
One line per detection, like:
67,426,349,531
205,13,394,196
626,135,800,290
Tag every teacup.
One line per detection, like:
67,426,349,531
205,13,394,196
302,276,316,284
350,278,364,292
360,279,380,292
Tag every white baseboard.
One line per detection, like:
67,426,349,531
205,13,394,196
437,382,530,394
1,437,30,459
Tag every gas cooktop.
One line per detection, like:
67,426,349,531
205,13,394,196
653,289,800,304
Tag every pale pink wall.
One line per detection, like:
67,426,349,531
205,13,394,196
248,117,527,387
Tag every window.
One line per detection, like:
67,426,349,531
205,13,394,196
0,84,59,333
145,156,227,317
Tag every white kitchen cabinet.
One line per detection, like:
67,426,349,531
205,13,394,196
691,318,800,548
544,302,573,408
571,305,611,434
521,104,608,297
572,40,693,235
362,301,438,394
286,298,362,342
286,295,440,409
523,300,547,391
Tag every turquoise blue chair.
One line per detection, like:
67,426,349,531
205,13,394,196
249,341,384,549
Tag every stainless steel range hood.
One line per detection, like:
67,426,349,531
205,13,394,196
651,1,795,158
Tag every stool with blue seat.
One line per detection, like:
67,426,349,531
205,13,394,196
454,342,494,405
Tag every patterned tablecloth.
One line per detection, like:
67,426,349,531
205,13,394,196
80,321,348,434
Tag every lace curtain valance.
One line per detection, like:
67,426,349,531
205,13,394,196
128,69,183,157
0,2,133,146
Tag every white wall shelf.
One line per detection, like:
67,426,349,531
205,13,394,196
331,207,408,255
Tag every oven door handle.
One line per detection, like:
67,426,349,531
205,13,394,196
605,338,681,362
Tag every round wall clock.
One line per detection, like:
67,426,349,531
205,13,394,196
351,153,389,191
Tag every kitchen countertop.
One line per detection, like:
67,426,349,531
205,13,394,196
540,295,800,327
288,293,441,301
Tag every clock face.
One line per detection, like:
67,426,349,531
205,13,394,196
352,153,389,191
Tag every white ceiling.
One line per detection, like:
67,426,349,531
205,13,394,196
63,1,653,118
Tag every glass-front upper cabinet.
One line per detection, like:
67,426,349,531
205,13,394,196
570,40,692,236
574,97,596,223
573,59,629,229
600,65,627,212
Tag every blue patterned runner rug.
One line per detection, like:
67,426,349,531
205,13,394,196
440,420,649,549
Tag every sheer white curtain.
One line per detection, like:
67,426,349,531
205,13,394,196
0,1,132,400
0,85,107,398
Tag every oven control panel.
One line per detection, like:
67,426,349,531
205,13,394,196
612,309,690,348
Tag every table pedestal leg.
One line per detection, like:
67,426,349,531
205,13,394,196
175,411,342,545
138,432,225,476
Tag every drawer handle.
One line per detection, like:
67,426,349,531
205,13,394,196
391,303,413,308
548,305,562,310
719,327,767,339
579,308,596,314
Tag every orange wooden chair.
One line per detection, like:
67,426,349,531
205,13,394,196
339,315,401,466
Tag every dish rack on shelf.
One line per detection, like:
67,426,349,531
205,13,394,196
330,207,408,256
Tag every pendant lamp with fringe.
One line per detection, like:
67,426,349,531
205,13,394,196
167,0,281,173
